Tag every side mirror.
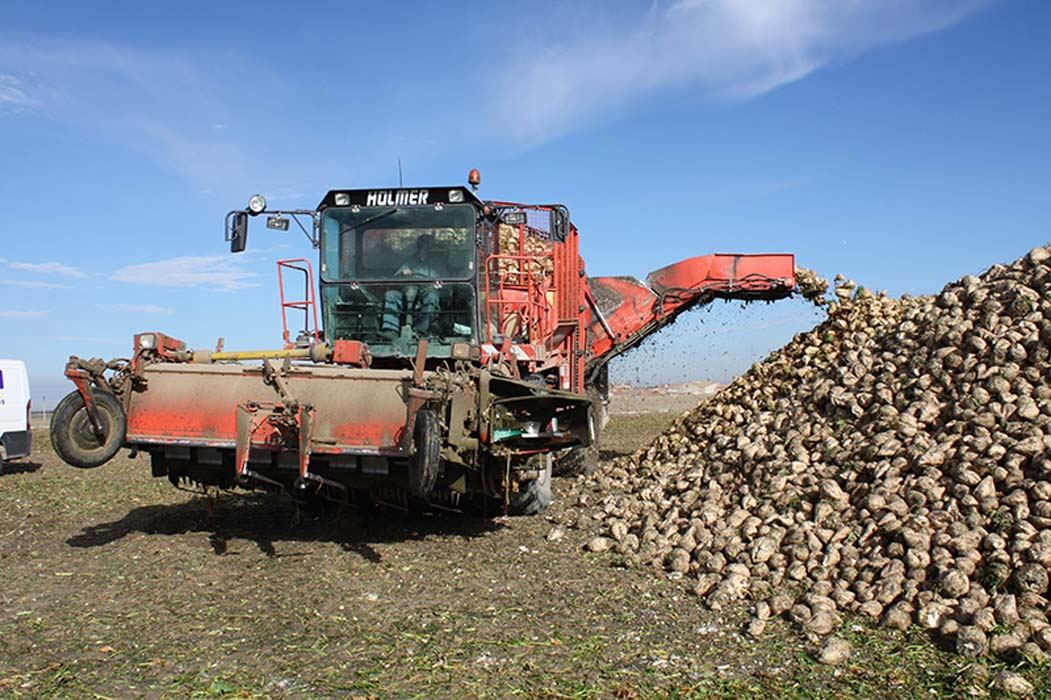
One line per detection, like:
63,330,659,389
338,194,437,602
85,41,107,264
230,212,248,253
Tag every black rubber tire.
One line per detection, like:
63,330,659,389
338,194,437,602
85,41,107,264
553,408,603,477
50,389,126,468
408,408,440,498
554,444,594,477
507,453,552,516
553,367,608,477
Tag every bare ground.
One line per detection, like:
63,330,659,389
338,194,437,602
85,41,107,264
0,390,1046,699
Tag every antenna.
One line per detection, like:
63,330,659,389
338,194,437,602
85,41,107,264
398,158,404,187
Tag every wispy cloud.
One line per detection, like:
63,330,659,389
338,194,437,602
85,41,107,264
490,0,989,145
109,303,175,315
6,261,86,277
0,38,248,191
0,310,48,318
0,73,37,111
0,2,990,194
112,255,259,291
705,176,815,200
0,279,70,289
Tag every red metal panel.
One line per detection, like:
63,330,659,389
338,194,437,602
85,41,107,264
551,223,584,392
332,340,371,367
586,253,796,362
646,253,795,297
125,363,414,454
586,276,660,360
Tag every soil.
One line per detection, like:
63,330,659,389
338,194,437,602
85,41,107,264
0,387,1037,699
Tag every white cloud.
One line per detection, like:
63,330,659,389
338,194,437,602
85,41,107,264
112,255,259,291
110,303,175,315
0,279,70,289
0,73,37,110
491,0,989,145
7,261,87,277
0,310,48,318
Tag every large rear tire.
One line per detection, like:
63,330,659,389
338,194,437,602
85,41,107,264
50,389,126,468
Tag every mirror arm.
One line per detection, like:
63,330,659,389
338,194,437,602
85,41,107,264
290,212,318,248
223,208,319,253
223,210,239,243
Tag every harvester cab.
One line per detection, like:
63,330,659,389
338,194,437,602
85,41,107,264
224,183,576,371
51,170,798,516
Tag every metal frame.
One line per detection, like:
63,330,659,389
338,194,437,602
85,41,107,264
276,258,321,347
49,182,800,513
225,209,320,248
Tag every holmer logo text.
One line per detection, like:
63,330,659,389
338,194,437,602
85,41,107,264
365,190,430,207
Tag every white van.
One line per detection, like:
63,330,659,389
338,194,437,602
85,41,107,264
0,359,32,472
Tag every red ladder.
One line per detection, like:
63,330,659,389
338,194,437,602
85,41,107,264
277,258,320,348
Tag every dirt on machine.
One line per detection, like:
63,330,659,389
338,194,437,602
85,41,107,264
50,170,798,515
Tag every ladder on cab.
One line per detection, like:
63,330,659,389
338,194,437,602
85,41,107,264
277,258,320,348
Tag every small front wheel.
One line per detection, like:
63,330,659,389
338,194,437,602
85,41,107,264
408,408,440,498
50,389,126,468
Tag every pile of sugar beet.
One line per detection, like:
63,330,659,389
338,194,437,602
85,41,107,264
581,246,1051,667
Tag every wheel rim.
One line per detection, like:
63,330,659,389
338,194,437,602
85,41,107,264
69,407,110,452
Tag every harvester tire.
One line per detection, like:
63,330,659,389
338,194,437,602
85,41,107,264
50,389,126,468
554,445,595,477
553,368,608,477
408,408,440,499
553,407,603,477
507,453,552,516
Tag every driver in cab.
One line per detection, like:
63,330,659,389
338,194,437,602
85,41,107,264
381,234,442,337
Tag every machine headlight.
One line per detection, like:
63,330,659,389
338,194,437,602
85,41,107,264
334,193,350,206
448,189,464,203
502,210,528,225
247,194,267,215
138,333,157,350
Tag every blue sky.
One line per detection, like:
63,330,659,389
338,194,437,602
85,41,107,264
1,0,1048,405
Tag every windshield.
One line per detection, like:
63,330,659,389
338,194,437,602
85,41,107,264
319,204,478,354
321,204,476,282
321,282,476,352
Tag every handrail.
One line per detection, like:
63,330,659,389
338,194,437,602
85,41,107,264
277,258,320,348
